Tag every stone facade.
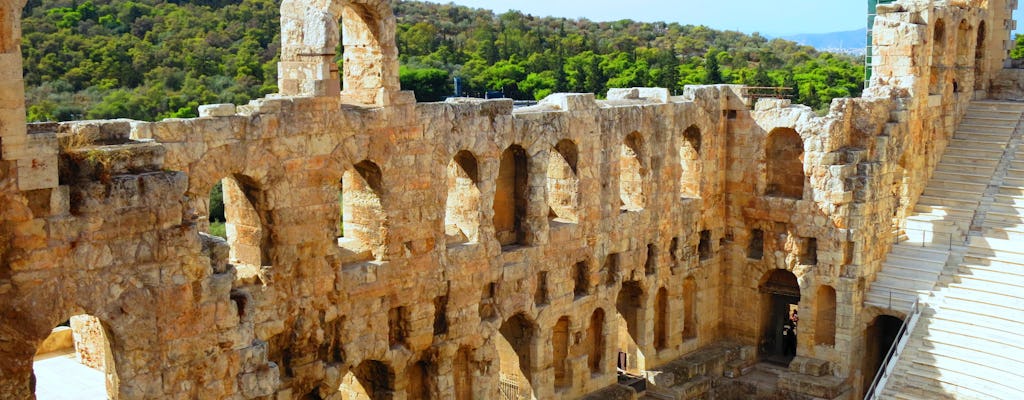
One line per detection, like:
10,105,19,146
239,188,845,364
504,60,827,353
0,0,1019,399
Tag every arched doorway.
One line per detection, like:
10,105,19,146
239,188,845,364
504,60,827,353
33,314,117,400
759,269,800,365
340,360,395,400
497,313,536,398
862,315,903,394
615,281,645,374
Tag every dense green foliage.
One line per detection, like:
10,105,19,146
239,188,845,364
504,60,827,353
21,0,280,121
21,0,864,121
1012,34,1024,59
392,1,863,107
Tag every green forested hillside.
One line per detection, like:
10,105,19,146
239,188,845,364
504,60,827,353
20,0,864,122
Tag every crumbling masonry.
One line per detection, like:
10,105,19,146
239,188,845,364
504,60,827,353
0,0,1021,399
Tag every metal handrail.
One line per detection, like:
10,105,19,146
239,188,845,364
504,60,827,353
894,226,955,250
864,298,922,400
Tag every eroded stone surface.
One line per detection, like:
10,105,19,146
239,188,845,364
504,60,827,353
0,0,1020,399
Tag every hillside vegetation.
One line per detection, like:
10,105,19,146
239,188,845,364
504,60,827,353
21,0,864,122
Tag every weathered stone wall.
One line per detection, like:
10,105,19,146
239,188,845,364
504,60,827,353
0,0,1017,399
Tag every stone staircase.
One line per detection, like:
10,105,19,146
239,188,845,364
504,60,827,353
864,101,1024,313
875,101,1024,399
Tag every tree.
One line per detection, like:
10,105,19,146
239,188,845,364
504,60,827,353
702,48,723,84
400,66,451,102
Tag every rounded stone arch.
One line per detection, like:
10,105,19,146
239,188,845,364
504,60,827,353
497,312,539,394
615,280,648,373
619,131,648,211
444,149,483,245
278,0,399,103
188,144,279,268
765,127,805,200
547,138,580,223
0,290,142,400
757,268,803,362
954,18,972,92
680,124,702,198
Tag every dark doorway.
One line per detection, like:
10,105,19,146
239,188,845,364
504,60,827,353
760,269,801,365
862,315,904,394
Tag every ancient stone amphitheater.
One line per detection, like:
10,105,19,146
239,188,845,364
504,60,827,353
2,0,1024,399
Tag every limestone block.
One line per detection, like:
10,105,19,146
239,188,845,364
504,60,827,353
540,93,597,111
17,154,57,191
199,104,238,118
607,88,640,100
0,107,26,141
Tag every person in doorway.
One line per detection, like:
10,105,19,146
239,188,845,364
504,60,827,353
790,309,799,326
782,316,796,356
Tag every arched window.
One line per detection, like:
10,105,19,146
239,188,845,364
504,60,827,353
445,150,481,245
815,285,837,346
929,18,946,95
955,19,971,92
975,20,986,90
619,132,646,211
340,160,386,262
765,128,804,199
547,139,580,223
495,145,529,247
277,0,399,103
206,174,269,268
680,125,702,198
654,287,669,350
587,308,605,374
682,277,697,339
553,316,570,388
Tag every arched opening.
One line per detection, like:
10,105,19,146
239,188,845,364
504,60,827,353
341,360,395,400
619,132,646,211
862,315,903,394
680,125,702,198
407,359,435,400
546,139,580,224
765,128,804,200
654,287,669,351
33,315,117,399
444,150,482,246
339,3,389,102
587,308,605,374
453,347,473,400
682,277,697,340
929,18,946,95
202,174,269,272
498,313,536,398
615,281,645,374
815,285,837,347
277,0,398,102
553,316,570,389
494,145,529,247
340,160,387,262
955,19,971,92
759,269,801,365
975,20,986,90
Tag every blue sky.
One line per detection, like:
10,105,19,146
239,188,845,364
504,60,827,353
427,0,1023,36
